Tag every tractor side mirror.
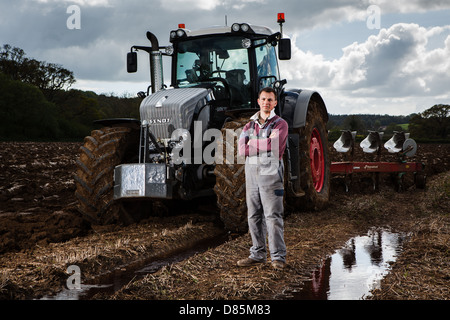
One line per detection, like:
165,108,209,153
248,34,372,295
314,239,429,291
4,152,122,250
127,51,138,73
278,38,291,60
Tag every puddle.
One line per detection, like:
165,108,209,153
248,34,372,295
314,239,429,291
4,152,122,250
291,228,409,300
41,233,229,300
41,228,407,300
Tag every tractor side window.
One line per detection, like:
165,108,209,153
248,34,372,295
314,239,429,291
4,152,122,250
255,43,279,89
177,51,199,85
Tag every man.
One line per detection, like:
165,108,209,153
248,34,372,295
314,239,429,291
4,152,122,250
237,87,288,270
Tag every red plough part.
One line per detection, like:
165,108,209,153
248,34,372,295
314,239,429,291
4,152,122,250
330,130,426,191
331,161,424,175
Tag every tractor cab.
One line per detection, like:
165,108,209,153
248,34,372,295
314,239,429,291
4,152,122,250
166,23,291,127
128,22,290,108
170,24,285,109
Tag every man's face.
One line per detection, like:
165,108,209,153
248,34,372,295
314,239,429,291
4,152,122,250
258,91,277,115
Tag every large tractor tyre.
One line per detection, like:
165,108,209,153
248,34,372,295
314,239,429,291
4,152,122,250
74,126,139,225
213,117,249,233
297,99,331,210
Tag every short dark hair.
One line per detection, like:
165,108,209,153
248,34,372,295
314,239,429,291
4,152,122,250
258,87,277,100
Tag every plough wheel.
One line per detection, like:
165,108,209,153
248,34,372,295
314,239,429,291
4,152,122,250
297,99,330,210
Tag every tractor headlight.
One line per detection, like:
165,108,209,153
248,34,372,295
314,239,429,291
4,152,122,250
231,23,241,32
176,29,186,37
242,38,252,49
240,23,250,32
165,45,174,55
170,29,188,41
231,23,254,33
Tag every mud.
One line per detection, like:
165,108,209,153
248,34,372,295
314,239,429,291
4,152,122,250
0,142,88,253
0,141,449,301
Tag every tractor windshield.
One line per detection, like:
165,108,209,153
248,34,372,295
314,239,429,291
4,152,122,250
175,36,252,108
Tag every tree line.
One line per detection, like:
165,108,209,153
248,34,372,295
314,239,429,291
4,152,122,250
0,44,448,142
0,44,140,141
0,44,75,101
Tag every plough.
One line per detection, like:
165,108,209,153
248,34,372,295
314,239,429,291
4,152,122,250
330,130,426,191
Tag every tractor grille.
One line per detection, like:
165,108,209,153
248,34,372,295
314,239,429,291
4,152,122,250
139,88,210,139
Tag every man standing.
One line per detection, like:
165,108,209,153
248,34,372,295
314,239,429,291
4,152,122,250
237,87,288,270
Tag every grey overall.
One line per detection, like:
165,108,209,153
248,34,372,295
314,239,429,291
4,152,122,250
245,155,286,263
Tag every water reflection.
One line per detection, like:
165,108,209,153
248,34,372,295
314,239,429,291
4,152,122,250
40,233,229,300
293,228,408,300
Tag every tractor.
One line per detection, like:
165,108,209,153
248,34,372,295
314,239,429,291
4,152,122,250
74,14,331,231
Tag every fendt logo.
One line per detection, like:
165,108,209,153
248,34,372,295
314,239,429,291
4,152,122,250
148,118,171,124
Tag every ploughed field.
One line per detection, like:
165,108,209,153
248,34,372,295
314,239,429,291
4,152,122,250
0,141,448,300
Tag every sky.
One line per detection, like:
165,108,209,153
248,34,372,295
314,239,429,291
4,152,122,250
1,0,449,115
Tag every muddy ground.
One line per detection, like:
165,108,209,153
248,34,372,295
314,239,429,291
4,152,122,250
0,141,448,302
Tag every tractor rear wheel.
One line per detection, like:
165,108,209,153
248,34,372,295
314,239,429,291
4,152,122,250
297,99,330,210
74,126,139,225
213,117,249,232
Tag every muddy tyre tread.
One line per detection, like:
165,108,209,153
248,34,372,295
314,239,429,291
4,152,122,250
297,99,331,210
214,118,249,232
74,127,134,225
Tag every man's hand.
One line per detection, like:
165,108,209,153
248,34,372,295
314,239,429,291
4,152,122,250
269,131,278,139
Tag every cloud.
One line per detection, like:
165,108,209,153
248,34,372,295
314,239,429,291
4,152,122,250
42,39,126,81
283,23,450,96
280,22,450,114
159,0,222,11
32,0,111,7
1,0,450,115
274,0,450,32
373,0,450,14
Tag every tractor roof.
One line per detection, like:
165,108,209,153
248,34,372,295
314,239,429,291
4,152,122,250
170,24,275,42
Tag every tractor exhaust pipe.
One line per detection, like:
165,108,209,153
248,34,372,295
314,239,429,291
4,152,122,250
146,31,164,94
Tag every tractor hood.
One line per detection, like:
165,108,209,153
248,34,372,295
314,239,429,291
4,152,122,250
139,88,212,140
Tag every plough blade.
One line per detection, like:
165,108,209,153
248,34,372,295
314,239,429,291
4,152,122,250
384,131,409,154
331,130,425,192
360,131,384,154
333,130,356,153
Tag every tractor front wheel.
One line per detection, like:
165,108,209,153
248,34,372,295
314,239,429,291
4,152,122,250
74,126,139,225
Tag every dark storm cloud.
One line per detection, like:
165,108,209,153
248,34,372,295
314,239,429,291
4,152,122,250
1,0,449,115
2,0,447,81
